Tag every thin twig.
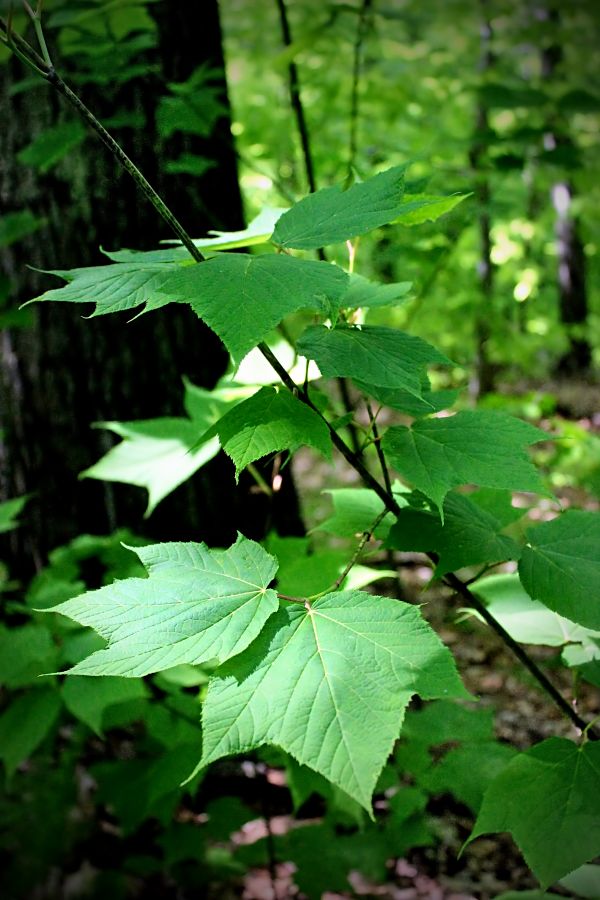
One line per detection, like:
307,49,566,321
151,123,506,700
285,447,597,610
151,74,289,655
274,0,317,195
5,19,597,742
348,0,373,172
366,400,393,495
330,508,387,592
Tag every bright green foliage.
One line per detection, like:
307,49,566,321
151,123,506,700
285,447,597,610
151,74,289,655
392,192,469,225
0,495,29,533
17,121,86,172
28,262,177,316
473,573,600,649
187,206,287,250
0,689,62,777
340,273,412,310
386,492,521,576
468,737,600,888
61,676,149,735
49,536,279,677
297,324,449,395
519,511,600,630
271,165,407,249
316,487,397,538
204,386,331,480
382,411,548,513
81,379,250,514
356,376,459,417
160,253,348,361
197,590,467,811
82,418,220,515
0,624,58,687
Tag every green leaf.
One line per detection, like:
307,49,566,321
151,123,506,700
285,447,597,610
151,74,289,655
81,379,247,514
178,207,288,252
17,121,86,172
385,492,521,577
197,590,467,811
0,495,30,533
403,699,494,745
62,676,149,735
340,273,412,310
559,864,600,899
519,511,600,630
160,253,348,362
266,535,394,597
0,624,58,688
467,737,600,888
420,742,517,812
205,386,331,480
473,573,600,648
81,418,220,516
0,689,62,777
48,535,279,677
355,375,459,417
27,263,177,316
382,411,548,513
316,487,397,539
297,324,450,395
271,165,407,249
0,210,45,247
392,192,469,226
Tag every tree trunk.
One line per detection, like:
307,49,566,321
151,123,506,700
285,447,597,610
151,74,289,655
0,0,303,579
539,6,592,375
468,6,496,400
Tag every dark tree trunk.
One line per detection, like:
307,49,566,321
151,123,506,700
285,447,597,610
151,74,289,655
0,0,303,579
468,5,496,400
539,7,592,375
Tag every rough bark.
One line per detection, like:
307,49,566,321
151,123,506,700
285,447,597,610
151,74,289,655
0,0,303,578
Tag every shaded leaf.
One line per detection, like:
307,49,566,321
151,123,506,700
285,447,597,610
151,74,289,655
382,411,547,513
205,386,331,480
519,511,600,630
62,676,149,735
468,737,600,888
297,324,449,395
0,689,62,777
356,375,459,417
0,495,30,534
386,492,521,576
17,122,86,172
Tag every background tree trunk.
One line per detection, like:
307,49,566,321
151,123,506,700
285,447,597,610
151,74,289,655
539,6,592,375
0,0,302,579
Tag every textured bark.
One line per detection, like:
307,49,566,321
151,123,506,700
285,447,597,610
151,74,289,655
0,1,303,577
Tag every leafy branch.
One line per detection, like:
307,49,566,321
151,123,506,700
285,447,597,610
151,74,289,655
2,9,597,741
